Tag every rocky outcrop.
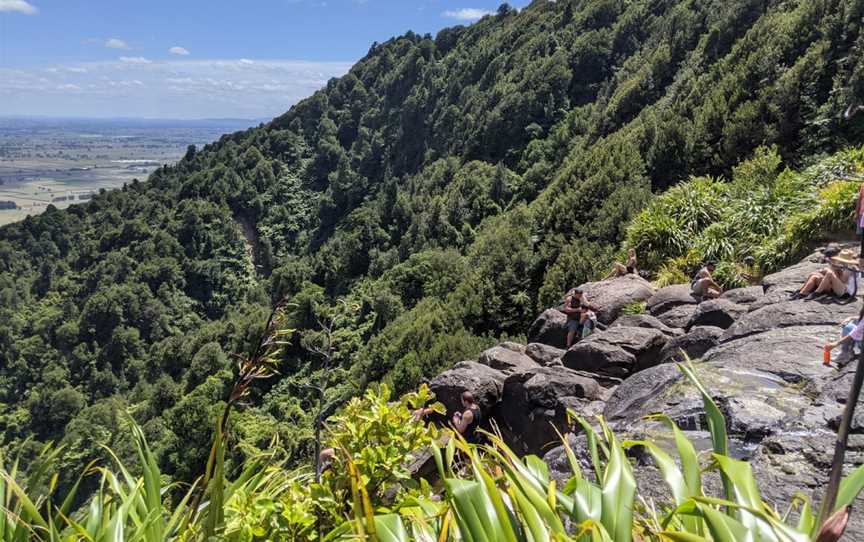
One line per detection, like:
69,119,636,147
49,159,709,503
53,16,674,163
477,345,539,373
562,326,667,378
658,325,723,364
527,309,569,349
573,275,656,324
647,284,699,315
722,300,858,343
525,343,565,367
496,366,602,454
721,286,764,306
610,314,683,336
428,361,506,415
427,245,864,536
655,304,699,329
688,298,749,329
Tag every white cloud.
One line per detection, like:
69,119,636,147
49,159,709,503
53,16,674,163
105,38,130,50
442,8,494,20
119,56,151,65
0,0,38,15
169,46,190,56
0,58,353,118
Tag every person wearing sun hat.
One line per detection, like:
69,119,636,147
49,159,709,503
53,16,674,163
790,248,860,300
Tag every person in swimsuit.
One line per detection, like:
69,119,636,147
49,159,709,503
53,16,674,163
451,391,482,443
605,248,638,279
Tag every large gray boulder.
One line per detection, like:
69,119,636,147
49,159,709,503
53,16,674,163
688,298,749,330
525,343,566,367
721,300,858,343
428,361,506,415
604,363,684,422
477,345,539,374
647,284,699,316
658,325,724,364
656,304,699,329
721,286,764,306
562,326,667,378
572,274,656,324
610,314,683,336
496,367,602,454
706,325,837,393
527,309,569,348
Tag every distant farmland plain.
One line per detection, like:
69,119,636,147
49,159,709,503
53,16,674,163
0,117,257,226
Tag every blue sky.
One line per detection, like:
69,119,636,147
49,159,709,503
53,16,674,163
0,0,529,119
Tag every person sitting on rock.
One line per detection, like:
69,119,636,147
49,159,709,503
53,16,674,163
605,248,638,280
691,261,722,299
789,250,859,301
563,288,596,347
825,304,864,366
451,391,482,443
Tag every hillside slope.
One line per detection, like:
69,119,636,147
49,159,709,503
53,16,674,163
1,0,863,483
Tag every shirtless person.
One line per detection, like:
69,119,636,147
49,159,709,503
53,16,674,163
563,288,595,347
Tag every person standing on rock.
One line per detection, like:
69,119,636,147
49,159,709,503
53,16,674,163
691,261,722,299
451,391,482,443
563,288,594,347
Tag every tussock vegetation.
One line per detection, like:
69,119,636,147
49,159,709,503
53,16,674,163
626,146,864,288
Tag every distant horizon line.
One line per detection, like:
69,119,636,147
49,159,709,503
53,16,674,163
0,114,270,123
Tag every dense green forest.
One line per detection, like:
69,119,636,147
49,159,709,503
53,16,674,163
1,0,863,488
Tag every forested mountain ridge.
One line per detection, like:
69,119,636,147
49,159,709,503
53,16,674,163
1,0,862,486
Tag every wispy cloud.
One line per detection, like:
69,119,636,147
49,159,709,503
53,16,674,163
442,8,494,21
0,0,38,15
0,58,353,118
119,56,151,65
104,38,130,50
169,46,190,56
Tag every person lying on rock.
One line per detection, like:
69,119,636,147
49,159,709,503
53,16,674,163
691,261,722,299
563,288,598,347
451,391,482,443
789,250,859,301
825,304,864,366
604,248,638,280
